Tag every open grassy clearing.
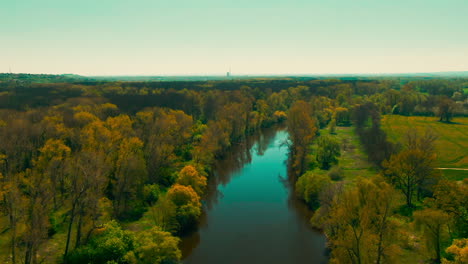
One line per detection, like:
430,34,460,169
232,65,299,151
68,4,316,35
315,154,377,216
381,115,468,181
381,115,467,169
331,126,377,180
307,126,377,183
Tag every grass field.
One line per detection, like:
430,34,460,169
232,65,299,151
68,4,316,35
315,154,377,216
307,126,377,183
381,115,468,180
332,127,378,180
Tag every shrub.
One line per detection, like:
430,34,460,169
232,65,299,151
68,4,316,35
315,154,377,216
65,221,134,264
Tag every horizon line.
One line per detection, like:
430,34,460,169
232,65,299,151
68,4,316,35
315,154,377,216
2,70,468,77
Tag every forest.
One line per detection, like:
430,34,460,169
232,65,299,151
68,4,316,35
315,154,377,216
0,74,467,264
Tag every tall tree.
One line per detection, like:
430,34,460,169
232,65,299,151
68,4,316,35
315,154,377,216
0,155,23,264
437,97,456,123
414,208,451,264
429,180,468,238
64,151,108,257
325,177,401,264
287,101,317,175
383,130,438,207
167,184,202,233
316,135,341,170
112,137,147,219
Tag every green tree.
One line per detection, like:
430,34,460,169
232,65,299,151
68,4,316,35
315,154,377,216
414,208,451,264
429,180,468,238
134,227,181,264
167,184,202,233
316,135,341,170
296,172,331,210
437,97,456,123
65,221,135,264
149,195,179,233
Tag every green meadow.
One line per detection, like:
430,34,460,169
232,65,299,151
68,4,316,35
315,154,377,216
382,115,468,180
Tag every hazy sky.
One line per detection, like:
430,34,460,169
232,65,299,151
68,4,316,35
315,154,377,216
1,0,467,75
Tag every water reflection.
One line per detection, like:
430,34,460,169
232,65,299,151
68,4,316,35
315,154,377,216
181,126,327,264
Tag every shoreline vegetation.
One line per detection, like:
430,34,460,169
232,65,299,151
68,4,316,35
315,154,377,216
289,103,467,263
0,74,467,263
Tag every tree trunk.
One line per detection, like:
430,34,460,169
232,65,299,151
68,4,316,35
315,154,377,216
32,245,38,264
9,208,17,264
406,176,413,207
435,226,441,264
376,231,383,264
75,212,83,249
64,203,76,257
24,241,33,264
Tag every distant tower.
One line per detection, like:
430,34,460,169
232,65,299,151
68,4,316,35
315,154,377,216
226,67,231,78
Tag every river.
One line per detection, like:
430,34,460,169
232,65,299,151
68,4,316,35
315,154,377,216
181,126,327,264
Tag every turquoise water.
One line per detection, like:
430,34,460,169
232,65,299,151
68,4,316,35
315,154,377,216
181,127,327,264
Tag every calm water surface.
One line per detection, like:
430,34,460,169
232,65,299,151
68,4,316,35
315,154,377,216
181,127,327,264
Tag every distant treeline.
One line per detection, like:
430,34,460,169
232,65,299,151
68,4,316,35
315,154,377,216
1,77,467,116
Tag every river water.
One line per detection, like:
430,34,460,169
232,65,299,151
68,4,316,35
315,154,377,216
181,127,327,264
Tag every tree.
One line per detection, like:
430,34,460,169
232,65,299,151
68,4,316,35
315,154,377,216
0,155,23,264
218,102,250,141
329,117,337,134
296,172,331,210
383,130,438,207
137,109,193,185
65,221,135,264
353,102,395,166
316,135,341,170
167,184,202,233
325,177,401,264
192,119,230,165
22,139,70,264
287,101,317,175
437,97,456,123
149,195,179,233
443,238,468,264
335,107,351,126
35,139,71,210
112,137,147,219
22,169,53,264
414,208,451,264
134,227,181,264
429,180,468,238
176,165,207,196
64,151,109,257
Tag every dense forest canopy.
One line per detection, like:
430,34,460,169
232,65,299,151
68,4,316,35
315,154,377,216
0,74,467,264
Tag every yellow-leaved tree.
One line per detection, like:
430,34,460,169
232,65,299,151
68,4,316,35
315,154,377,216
167,184,202,233
326,177,402,264
176,165,207,196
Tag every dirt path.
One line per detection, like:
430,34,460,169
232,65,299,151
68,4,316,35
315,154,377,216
436,168,468,171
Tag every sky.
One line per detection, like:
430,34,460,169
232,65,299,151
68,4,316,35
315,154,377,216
1,0,467,75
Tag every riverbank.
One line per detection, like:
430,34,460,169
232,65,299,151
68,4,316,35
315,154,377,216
180,126,327,264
